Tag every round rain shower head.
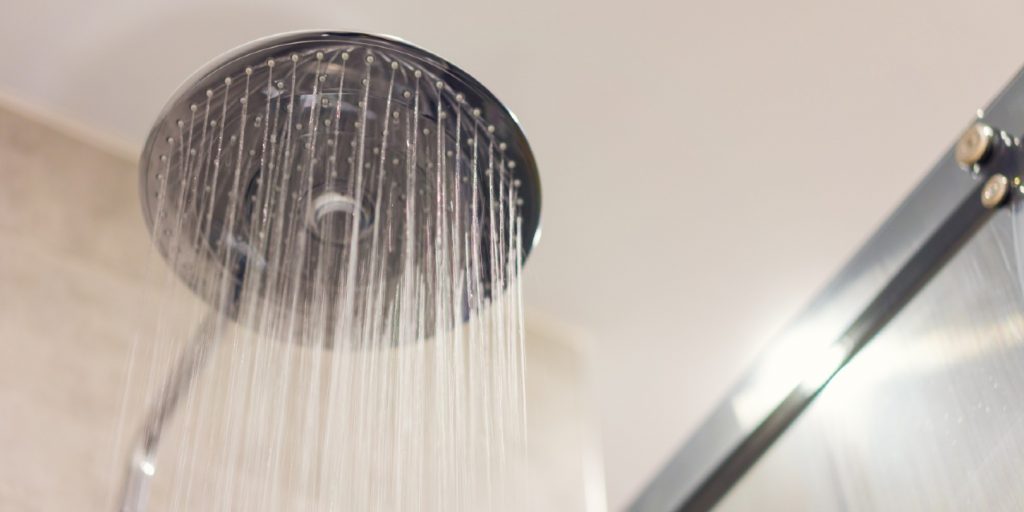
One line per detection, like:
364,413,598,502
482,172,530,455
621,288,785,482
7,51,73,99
139,31,541,333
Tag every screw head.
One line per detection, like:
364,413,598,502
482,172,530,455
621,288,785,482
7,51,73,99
981,174,1010,209
956,122,995,169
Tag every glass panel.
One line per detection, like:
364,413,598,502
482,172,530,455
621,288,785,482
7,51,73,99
717,206,1024,511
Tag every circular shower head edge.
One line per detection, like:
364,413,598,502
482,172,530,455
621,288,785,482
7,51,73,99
137,30,542,327
139,30,541,261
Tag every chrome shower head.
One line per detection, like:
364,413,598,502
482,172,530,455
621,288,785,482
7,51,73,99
123,31,539,512
138,31,541,330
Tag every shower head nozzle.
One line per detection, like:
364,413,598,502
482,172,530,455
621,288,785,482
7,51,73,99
138,31,541,330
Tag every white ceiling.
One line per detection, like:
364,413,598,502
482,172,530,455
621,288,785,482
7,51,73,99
5,0,1024,508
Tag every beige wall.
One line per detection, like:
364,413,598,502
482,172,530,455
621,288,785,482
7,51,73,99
0,103,145,510
0,102,603,511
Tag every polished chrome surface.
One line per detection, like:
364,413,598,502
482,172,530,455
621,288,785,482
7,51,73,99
956,122,994,169
631,66,1024,512
139,31,542,318
716,203,1024,511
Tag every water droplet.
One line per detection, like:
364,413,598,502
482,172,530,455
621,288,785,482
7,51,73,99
276,80,285,89
513,179,521,187
319,75,327,82
266,59,276,67
159,155,167,161
366,55,375,63
354,121,361,128
439,112,448,119
245,67,253,75
372,147,380,155
316,51,324,60
516,198,524,206
446,150,454,157
176,120,184,128
323,119,331,127
224,77,232,85
499,142,507,150
403,91,412,99
290,54,299,62
392,111,400,119
189,149,197,155
239,97,247,105
423,128,431,135
341,53,350,61
166,136,174,144
455,93,465,103
321,98,330,107
210,120,217,127
392,158,399,165
190,104,198,112
472,108,481,116
487,125,495,133
390,61,399,70
357,100,365,107
361,78,368,85
508,161,517,169
206,90,214,98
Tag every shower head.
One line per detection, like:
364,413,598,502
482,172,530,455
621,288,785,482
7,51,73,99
138,31,541,333
124,31,538,512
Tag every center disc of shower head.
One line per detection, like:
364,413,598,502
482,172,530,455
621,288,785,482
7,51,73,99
307,191,370,246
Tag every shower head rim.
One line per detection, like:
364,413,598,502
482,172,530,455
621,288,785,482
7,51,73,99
138,30,542,267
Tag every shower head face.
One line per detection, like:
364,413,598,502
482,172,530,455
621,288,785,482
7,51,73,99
139,32,540,340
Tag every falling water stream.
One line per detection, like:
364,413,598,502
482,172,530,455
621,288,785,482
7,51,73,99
120,39,530,511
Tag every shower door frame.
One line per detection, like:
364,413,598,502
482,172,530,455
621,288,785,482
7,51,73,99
630,66,1024,512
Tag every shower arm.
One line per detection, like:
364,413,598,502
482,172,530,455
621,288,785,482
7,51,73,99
119,310,223,512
